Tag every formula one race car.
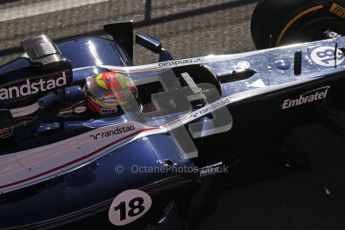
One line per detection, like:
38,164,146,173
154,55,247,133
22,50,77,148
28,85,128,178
1,0,345,229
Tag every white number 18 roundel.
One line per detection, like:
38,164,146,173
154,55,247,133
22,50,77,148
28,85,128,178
310,46,345,67
108,189,152,226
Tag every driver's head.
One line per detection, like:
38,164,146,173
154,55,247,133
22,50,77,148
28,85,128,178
84,71,137,115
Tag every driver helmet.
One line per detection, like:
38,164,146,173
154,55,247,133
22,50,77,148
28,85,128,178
84,71,137,114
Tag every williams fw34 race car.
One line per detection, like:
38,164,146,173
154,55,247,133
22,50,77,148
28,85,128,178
2,0,345,229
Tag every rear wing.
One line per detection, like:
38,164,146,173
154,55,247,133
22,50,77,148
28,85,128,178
21,34,70,70
0,34,73,109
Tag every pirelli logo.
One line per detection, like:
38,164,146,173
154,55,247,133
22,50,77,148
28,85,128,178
330,3,345,19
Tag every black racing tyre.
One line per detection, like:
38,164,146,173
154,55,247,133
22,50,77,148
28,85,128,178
251,0,345,49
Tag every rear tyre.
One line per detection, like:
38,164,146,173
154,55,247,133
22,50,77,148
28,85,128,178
251,0,345,49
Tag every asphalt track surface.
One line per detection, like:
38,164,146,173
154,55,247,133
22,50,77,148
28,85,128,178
0,0,256,65
2,1,345,230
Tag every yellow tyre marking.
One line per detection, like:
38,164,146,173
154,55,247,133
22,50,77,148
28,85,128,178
329,3,345,19
276,5,323,46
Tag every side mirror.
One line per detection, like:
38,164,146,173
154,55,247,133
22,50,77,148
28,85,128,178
136,34,173,61
136,34,162,54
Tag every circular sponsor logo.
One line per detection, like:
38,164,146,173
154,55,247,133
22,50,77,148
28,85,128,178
108,189,152,226
0,126,13,139
310,46,345,67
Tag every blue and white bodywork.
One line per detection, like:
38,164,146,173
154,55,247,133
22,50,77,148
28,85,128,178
1,22,345,229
